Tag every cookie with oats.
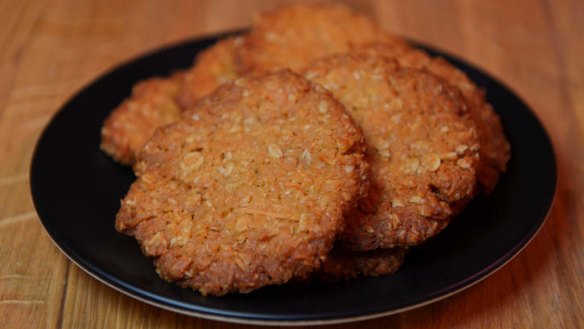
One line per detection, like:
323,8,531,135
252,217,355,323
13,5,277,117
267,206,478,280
353,42,510,193
116,70,369,296
100,75,183,165
101,37,244,166
317,248,405,281
236,3,407,73
304,54,479,250
177,36,243,109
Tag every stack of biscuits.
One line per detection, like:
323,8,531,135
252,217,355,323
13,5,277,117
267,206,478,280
102,3,510,296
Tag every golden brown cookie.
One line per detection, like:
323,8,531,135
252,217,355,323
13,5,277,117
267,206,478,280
100,75,182,165
116,70,369,296
177,37,243,109
317,248,405,281
236,3,407,73
304,54,479,250
353,42,510,193
102,37,245,166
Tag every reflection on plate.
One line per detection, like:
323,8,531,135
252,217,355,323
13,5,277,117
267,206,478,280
30,32,556,325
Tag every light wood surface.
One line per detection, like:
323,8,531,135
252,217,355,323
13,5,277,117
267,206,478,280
1,0,582,328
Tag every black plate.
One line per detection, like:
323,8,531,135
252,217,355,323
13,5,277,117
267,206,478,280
30,32,556,325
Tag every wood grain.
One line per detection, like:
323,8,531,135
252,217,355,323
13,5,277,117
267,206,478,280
0,0,582,328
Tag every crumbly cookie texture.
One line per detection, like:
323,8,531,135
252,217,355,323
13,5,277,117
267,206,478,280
100,75,183,165
304,54,479,250
116,70,369,296
177,37,243,109
317,248,405,281
236,3,407,73
102,38,245,166
353,42,510,193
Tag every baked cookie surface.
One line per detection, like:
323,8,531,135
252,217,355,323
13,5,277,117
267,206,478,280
102,37,244,166
305,54,479,250
354,42,510,193
318,248,405,281
100,75,182,165
236,3,407,73
177,37,243,109
116,70,369,295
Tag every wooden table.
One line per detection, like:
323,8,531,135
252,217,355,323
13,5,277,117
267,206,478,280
1,0,582,328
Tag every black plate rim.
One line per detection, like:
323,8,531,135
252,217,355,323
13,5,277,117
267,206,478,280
29,31,558,326
35,198,555,326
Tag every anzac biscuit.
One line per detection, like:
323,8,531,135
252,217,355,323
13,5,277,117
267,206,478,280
236,3,407,73
318,248,405,281
353,42,510,193
100,75,182,165
102,38,244,165
177,37,243,109
304,54,479,250
116,70,369,295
